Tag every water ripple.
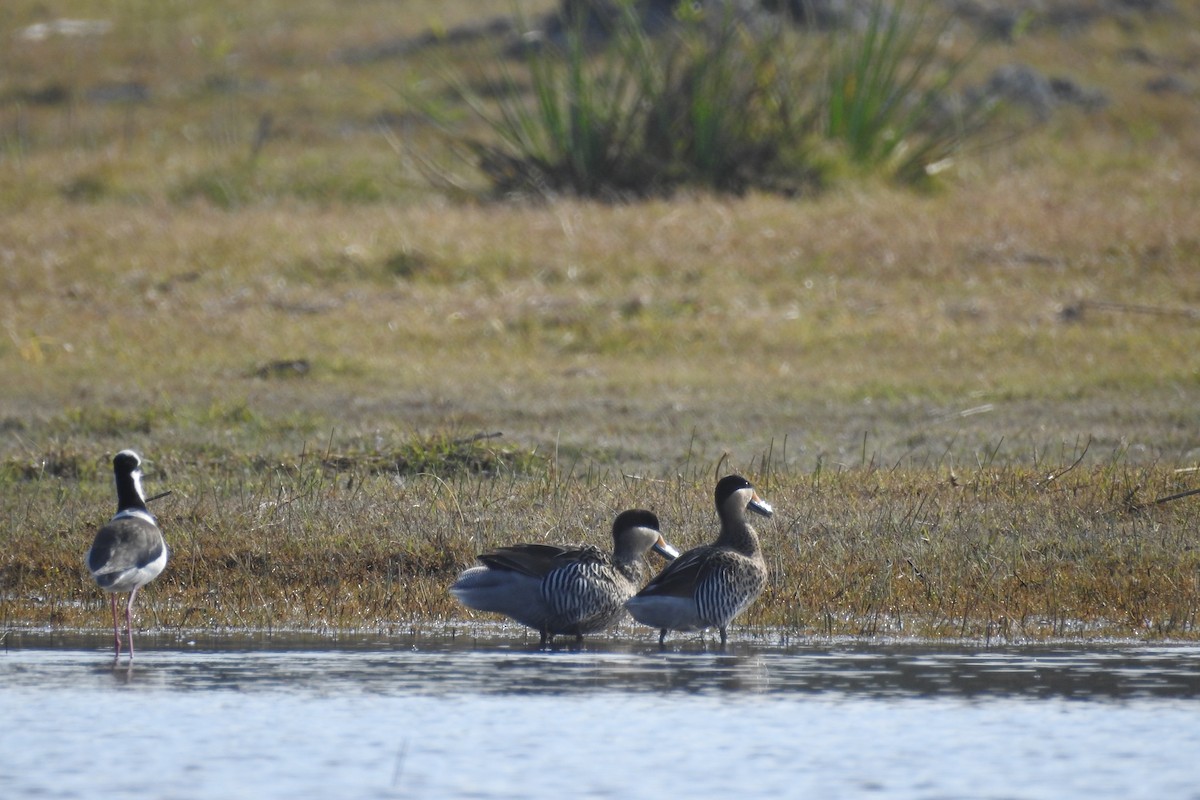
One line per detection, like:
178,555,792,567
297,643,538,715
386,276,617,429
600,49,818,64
4,632,1199,700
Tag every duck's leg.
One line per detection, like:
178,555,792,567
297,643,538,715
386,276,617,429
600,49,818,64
539,628,549,648
719,626,728,646
658,628,667,645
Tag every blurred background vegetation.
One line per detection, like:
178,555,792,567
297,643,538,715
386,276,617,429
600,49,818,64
2,1,1198,637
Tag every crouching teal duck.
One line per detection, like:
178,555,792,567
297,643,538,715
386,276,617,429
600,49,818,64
450,509,679,646
626,475,773,646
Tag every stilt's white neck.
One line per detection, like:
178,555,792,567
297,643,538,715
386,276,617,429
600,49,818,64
113,508,157,525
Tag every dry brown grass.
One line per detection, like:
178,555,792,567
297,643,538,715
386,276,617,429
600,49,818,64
4,454,1197,640
1,1,1198,640
2,173,1195,469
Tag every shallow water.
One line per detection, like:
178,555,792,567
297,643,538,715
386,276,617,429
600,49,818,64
3,632,1199,799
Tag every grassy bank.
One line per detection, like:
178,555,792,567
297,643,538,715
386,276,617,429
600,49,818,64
3,451,1198,640
2,1,1198,640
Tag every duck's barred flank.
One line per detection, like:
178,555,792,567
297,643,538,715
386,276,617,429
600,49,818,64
542,561,624,625
696,558,768,631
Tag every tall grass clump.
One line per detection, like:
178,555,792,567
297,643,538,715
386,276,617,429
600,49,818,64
440,1,818,198
819,0,992,183
476,4,652,197
429,0,989,198
641,4,815,194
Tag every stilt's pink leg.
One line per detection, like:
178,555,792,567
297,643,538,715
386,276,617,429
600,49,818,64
125,587,140,660
110,595,122,658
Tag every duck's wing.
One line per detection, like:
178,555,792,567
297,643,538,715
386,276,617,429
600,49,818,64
477,543,603,579
635,547,714,598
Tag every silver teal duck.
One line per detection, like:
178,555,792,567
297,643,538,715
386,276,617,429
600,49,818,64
450,509,679,646
85,450,168,660
626,474,773,645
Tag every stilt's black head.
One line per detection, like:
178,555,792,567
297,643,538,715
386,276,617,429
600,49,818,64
113,450,141,475
112,449,148,512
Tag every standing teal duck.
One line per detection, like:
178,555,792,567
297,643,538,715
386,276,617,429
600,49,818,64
450,509,679,646
626,475,773,645
85,450,168,660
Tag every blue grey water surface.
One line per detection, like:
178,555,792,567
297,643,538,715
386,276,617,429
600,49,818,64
2,632,1198,799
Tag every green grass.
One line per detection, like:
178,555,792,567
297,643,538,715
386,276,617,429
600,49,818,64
1,0,1199,640
820,0,991,183
435,0,982,196
3,455,1197,639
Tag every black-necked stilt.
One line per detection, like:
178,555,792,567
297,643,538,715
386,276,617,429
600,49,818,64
85,450,168,659
450,509,679,647
626,475,774,646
